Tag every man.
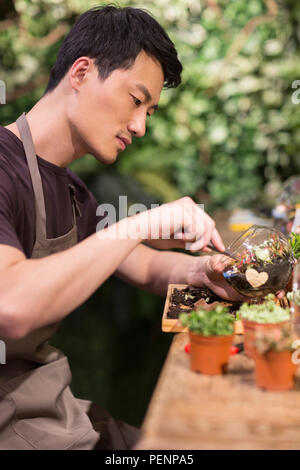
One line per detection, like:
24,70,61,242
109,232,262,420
0,6,242,450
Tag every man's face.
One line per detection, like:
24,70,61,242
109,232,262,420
67,51,164,163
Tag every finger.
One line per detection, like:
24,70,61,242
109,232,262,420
174,230,185,241
197,210,217,249
210,227,225,252
206,254,233,275
187,237,206,252
200,215,213,249
201,246,212,253
203,276,248,302
276,290,285,299
175,229,198,244
212,284,247,302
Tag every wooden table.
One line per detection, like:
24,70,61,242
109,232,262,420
135,333,300,450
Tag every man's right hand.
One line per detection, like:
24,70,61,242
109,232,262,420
133,196,225,253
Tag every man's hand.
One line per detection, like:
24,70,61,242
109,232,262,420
137,197,225,252
186,254,247,302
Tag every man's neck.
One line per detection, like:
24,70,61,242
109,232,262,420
5,90,86,168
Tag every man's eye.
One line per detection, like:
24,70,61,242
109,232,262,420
131,95,141,106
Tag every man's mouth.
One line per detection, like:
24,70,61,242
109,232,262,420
116,136,131,150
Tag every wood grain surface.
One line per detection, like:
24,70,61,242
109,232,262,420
135,333,300,450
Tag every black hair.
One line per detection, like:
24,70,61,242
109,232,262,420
44,4,182,93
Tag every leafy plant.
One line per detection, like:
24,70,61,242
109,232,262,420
238,293,290,323
179,305,234,336
289,233,300,260
287,289,300,306
2,0,300,210
254,325,295,353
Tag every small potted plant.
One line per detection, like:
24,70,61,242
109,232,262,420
286,233,300,291
238,294,290,358
253,325,298,391
179,306,234,375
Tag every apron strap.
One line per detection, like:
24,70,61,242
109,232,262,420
16,113,79,239
16,112,47,240
68,184,82,221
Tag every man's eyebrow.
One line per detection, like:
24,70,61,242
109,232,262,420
136,83,159,110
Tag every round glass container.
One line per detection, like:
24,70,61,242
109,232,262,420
222,225,294,298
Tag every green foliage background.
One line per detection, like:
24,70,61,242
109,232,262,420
1,0,300,428
1,0,300,209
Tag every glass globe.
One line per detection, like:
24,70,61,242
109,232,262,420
222,225,294,298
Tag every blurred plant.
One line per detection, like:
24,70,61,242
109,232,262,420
238,293,290,322
289,233,300,259
179,305,234,336
287,289,300,306
254,324,295,353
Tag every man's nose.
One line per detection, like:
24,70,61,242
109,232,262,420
128,113,146,138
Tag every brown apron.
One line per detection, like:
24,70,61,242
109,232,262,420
0,113,140,450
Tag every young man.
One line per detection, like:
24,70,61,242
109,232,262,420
0,6,242,450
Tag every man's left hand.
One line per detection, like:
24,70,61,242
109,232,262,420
187,254,247,302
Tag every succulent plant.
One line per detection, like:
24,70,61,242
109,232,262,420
238,294,290,323
254,325,295,354
179,305,234,336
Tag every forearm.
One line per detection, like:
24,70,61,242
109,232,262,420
0,217,142,338
146,250,207,296
116,245,207,297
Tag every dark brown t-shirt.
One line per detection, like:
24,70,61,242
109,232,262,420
0,125,99,258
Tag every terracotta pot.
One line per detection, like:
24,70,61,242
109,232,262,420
242,319,290,358
189,332,233,375
254,350,297,391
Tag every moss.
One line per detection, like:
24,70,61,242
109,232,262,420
238,294,290,323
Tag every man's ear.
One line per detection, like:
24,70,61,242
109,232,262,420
69,57,93,91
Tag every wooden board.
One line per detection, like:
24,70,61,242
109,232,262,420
162,284,244,335
135,333,300,450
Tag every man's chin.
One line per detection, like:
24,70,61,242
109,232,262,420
92,150,118,165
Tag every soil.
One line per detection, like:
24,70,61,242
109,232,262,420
166,286,241,319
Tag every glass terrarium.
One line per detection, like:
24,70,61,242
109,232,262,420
222,225,294,299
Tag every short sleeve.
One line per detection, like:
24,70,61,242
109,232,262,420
0,160,24,253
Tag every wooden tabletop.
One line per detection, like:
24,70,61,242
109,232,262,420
135,333,300,450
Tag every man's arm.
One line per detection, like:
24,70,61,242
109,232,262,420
0,196,231,340
115,243,244,301
0,216,142,340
